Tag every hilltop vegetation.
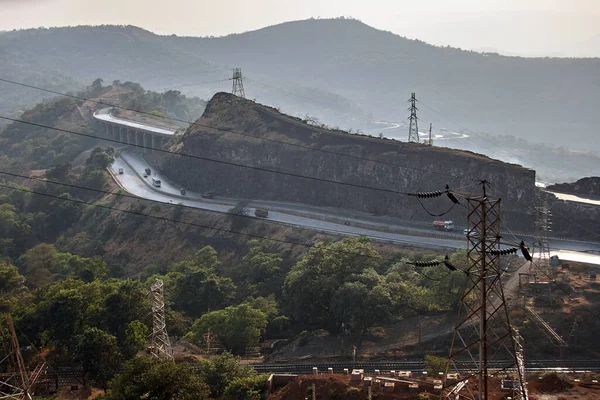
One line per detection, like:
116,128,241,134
1,19,599,154
0,79,205,172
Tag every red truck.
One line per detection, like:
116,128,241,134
433,220,454,231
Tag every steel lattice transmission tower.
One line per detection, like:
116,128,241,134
407,93,419,143
529,198,552,281
443,182,528,400
231,68,246,98
0,314,47,399
149,279,173,360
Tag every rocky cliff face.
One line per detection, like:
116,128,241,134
548,177,600,198
156,93,537,230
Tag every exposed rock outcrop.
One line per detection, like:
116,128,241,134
156,93,537,230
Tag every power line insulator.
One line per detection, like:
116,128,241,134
409,260,442,267
445,184,460,204
443,254,457,271
414,190,444,198
490,248,519,256
520,241,532,261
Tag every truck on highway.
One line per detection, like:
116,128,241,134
151,177,161,188
254,208,268,218
433,220,454,231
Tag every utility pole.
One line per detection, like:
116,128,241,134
150,279,173,360
203,329,217,354
407,93,419,143
443,181,528,400
428,123,433,146
231,68,246,98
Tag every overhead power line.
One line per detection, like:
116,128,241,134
0,77,473,180
0,170,466,237
0,114,415,197
0,180,458,282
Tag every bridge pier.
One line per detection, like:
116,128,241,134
119,127,126,144
143,133,151,153
127,129,134,146
151,135,157,152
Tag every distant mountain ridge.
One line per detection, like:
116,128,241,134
1,19,599,153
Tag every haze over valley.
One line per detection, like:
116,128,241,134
2,4,600,399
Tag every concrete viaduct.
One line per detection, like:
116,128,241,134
93,107,177,151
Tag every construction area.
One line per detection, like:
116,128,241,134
267,370,600,400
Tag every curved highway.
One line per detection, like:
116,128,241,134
110,152,465,249
94,108,177,136
109,151,600,262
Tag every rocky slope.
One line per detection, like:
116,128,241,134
156,93,537,231
547,177,600,198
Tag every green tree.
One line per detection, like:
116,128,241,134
103,280,151,348
198,352,255,398
284,236,381,331
168,247,234,317
171,269,235,317
240,240,283,297
105,356,209,400
190,304,267,354
85,146,115,171
224,374,269,400
18,243,59,286
124,320,149,358
425,355,448,376
45,161,72,180
0,261,25,296
74,327,121,388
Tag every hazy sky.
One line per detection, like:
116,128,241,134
1,0,599,57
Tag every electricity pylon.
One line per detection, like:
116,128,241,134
0,313,47,399
231,68,245,98
407,93,419,143
443,181,528,400
149,279,173,360
529,198,552,281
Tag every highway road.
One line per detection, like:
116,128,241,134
110,152,466,249
109,151,600,262
94,108,176,136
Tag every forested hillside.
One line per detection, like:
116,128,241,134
0,87,475,395
2,19,599,153
0,79,204,172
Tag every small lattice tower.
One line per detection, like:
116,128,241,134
407,93,419,143
530,198,552,280
443,181,528,400
0,314,47,399
231,68,245,98
150,279,172,360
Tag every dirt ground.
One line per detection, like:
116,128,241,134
270,373,600,400
49,387,104,400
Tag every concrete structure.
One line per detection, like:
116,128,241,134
93,108,177,153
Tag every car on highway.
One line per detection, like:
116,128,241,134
180,188,186,195
463,228,479,237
